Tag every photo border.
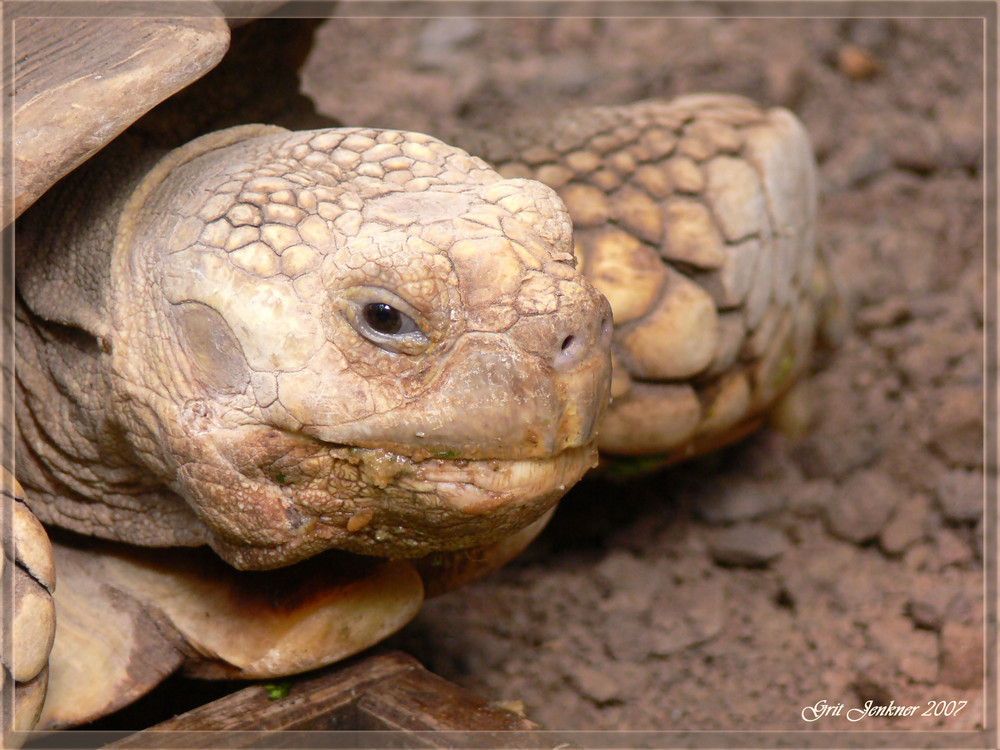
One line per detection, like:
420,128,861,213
2,1,995,748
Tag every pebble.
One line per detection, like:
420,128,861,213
593,550,659,602
792,424,882,481
878,493,930,555
851,676,894,708
931,386,983,469
902,541,936,572
855,295,911,330
932,528,974,569
824,136,892,191
938,623,981,690
569,663,623,704
602,571,726,661
705,522,789,567
906,588,953,631
837,44,881,80
937,98,984,171
695,481,784,525
824,470,902,544
787,478,836,518
943,118,983,172
603,622,652,663
648,575,725,656
935,468,983,523
889,118,943,173
900,651,939,685
868,616,939,684
894,324,979,386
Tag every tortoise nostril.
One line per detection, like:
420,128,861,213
553,330,590,372
551,299,613,373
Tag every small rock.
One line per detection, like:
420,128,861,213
894,323,980,386
834,137,893,188
788,478,836,517
935,468,983,523
943,119,983,172
856,295,911,330
878,493,930,555
889,119,943,173
932,527,974,568
599,588,652,617
905,290,973,324
937,97,984,172
604,620,654,663
939,623,981,690
906,587,954,631
705,522,789,566
947,591,980,627
593,550,659,602
837,44,881,80
902,542,935,572
824,470,902,544
868,616,939,684
931,386,983,469
880,228,938,294
737,430,805,482
695,481,784,524
851,676,894,708
568,663,622,704
648,575,725,656
792,425,882,481
900,652,939,684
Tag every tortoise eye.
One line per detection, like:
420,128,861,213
364,303,403,335
362,303,419,336
345,293,429,355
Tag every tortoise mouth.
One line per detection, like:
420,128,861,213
204,432,599,570
340,441,599,514
289,440,600,557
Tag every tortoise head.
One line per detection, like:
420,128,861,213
109,125,612,569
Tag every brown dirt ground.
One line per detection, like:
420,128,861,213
297,11,988,734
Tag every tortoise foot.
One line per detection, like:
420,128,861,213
2,469,56,743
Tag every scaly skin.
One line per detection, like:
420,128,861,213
460,95,828,461
15,124,612,570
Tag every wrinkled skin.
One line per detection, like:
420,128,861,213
15,124,613,570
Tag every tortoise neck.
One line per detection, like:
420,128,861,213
12,136,207,545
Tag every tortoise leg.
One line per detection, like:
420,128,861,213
1,468,56,744
33,535,422,728
460,94,830,463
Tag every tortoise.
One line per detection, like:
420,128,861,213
2,13,833,739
